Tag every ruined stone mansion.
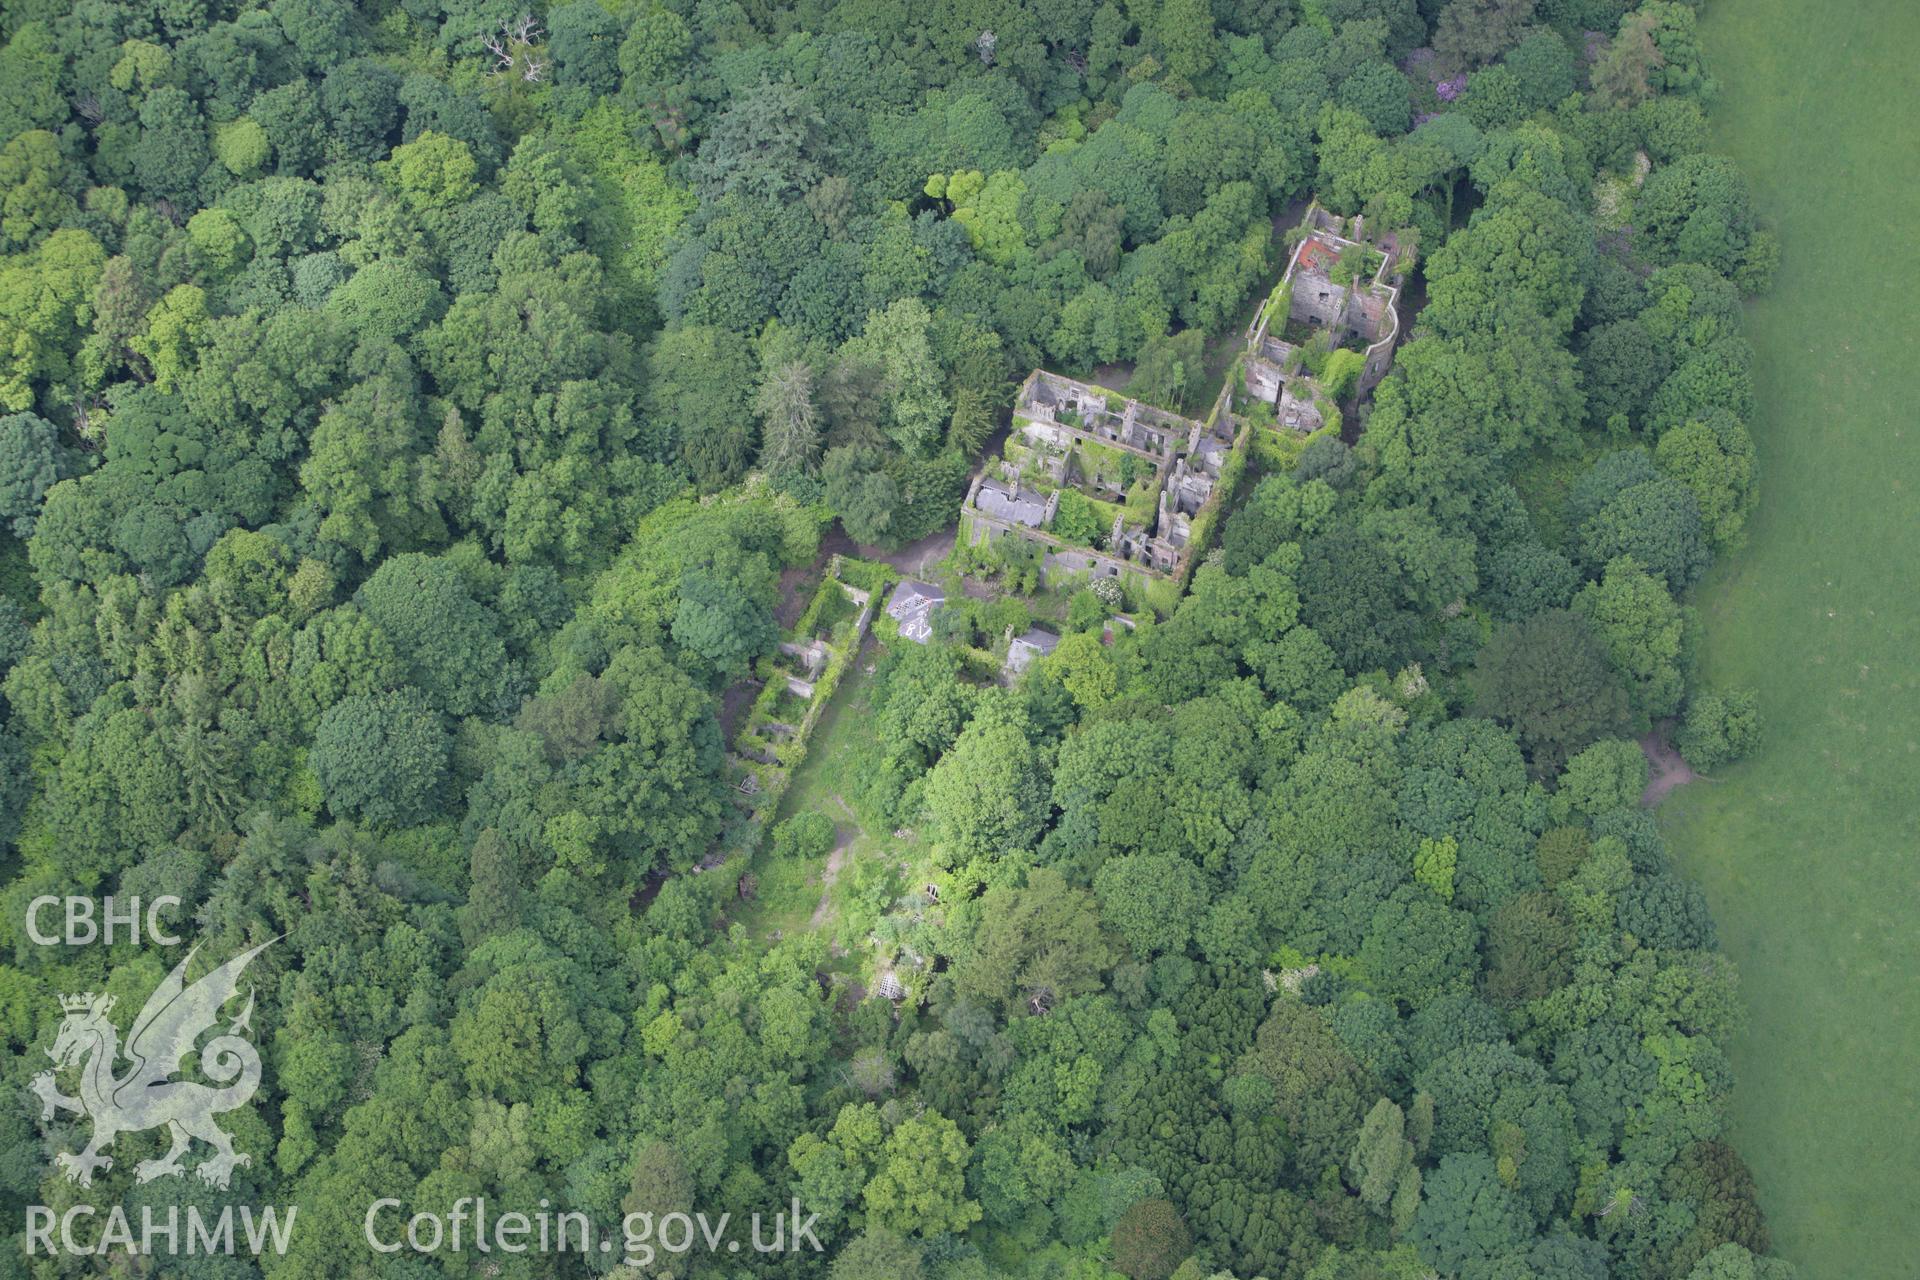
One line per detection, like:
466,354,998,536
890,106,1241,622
961,370,1231,584
1242,205,1408,430
960,205,1408,589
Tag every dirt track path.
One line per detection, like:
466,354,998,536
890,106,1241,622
1639,725,1699,806
808,795,859,929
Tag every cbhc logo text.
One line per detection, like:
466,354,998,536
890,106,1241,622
26,897,185,947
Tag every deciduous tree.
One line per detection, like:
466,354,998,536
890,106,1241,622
311,687,448,827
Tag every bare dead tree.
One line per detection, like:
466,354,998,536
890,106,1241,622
70,399,105,451
482,31,511,72
483,15,547,82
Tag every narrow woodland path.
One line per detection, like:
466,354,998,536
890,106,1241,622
807,794,859,930
1638,725,1699,807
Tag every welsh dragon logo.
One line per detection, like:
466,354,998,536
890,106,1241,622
30,941,274,1190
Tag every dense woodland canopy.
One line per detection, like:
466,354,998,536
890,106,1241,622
0,0,1790,1276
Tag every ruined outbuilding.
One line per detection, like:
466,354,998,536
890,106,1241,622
884,579,945,644
1003,626,1060,679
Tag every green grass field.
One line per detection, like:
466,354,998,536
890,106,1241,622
1658,3,1920,1274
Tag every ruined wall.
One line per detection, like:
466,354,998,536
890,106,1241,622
1042,547,1147,587
1289,271,1349,328
1344,290,1392,344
